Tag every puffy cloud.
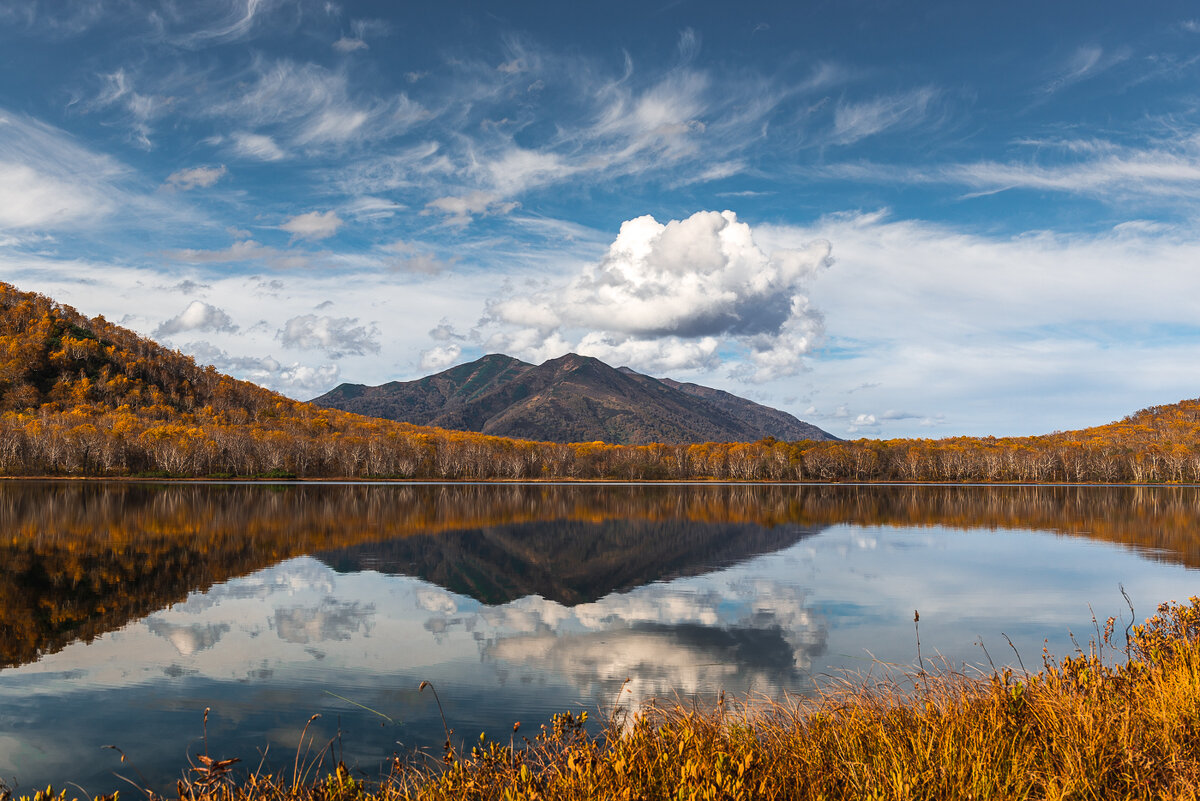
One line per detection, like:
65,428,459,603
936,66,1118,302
424,191,520,225
280,210,343,241
274,600,375,644
428,320,464,342
846,413,879,434
452,577,828,711
273,362,342,395
146,621,230,656
573,334,721,374
332,36,368,52
487,210,830,379
380,240,453,274
419,343,462,371
165,165,227,190
277,314,380,357
154,300,238,338
185,341,341,396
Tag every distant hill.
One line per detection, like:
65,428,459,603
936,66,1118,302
310,353,837,445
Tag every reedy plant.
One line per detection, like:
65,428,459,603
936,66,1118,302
11,597,1200,801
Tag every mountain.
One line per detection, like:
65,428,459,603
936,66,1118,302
310,353,837,445
316,518,820,606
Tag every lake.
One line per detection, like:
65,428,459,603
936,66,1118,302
2,481,1199,794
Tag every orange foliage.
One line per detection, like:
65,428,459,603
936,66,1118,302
2,280,1200,482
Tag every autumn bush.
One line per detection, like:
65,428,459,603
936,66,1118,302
11,597,1200,801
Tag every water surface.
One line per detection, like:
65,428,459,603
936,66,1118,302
1,482,1198,793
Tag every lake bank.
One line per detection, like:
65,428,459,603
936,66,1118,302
14,596,1200,801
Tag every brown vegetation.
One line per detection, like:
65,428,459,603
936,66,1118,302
11,596,1200,800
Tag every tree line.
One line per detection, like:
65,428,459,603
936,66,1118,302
2,281,1199,483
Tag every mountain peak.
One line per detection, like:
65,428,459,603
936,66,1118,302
312,353,837,445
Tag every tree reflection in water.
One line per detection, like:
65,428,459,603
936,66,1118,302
4,481,1200,669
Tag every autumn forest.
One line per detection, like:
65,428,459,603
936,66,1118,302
2,281,1199,483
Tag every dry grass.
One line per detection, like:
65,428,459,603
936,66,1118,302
10,597,1200,801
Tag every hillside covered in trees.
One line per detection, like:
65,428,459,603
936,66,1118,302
1,280,1200,483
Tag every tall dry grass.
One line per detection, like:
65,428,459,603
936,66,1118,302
9,597,1200,801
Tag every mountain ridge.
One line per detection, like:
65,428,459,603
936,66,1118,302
310,352,837,445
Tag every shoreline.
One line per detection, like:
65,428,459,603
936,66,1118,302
12,597,1200,801
4,475,1200,487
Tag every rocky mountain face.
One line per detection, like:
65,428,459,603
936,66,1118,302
311,353,836,445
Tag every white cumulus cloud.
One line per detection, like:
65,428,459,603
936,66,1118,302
165,164,227,190
280,210,343,241
424,191,520,225
419,343,462,371
486,210,830,379
332,36,368,53
277,314,380,357
154,300,238,338
186,341,341,396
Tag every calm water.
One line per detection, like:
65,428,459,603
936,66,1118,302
2,481,1200,793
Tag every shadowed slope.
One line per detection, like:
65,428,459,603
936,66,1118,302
312,353,836,444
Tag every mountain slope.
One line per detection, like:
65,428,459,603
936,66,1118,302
622,369,832,443
311,353,837,445
314,353,532,423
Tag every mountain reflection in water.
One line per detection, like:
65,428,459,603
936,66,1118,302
4,481,1200,668
3,482,1200,793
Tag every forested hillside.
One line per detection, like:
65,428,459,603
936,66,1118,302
1,280,1199,482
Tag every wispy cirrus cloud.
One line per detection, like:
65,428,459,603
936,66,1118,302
342,36,853,223
813,133,1200,208
829,86,940,146
164,239,326,270
202,58,427,152
170,0,275,48
332,18,389,53
1038,45,1131,97
90,68,170,149
230,132,286,161
0,109,189,232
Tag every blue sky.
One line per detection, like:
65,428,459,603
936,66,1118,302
2,0,1200,437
